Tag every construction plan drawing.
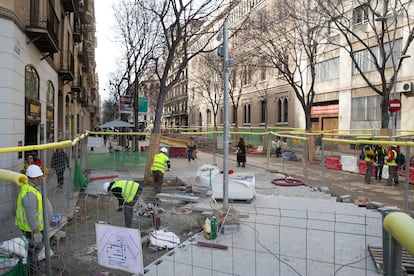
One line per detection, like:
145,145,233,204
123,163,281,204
95,223,143,274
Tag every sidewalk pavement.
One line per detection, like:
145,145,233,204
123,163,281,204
141,149,386,276
80,143,411,275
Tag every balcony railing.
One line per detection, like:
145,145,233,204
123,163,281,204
73,14,82,43
61,0,75,13
26,0,59,53
58,50,74,81
71,77,83,94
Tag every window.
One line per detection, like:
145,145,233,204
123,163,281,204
232,106,237,124
25,66,39,100
207,109,211,125
260,58,267,81
46,81,54,107
243,103,251,123
283,98,288,123
353,5,368,25
242,65,251,86
277,99,282,122
277,98,288,123
258,11,267,32
314,58,339,82
260,100,266,123
351,96,382,121
352,39,402,74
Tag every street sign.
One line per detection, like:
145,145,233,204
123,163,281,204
137,96,148,113
388,98,401,112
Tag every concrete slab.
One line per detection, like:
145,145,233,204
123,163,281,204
142,195,383,276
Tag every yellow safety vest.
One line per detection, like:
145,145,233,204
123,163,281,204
363,146,374,163
15,183,44,232
150,153,168,173
110,180,140,202
385,150,398,167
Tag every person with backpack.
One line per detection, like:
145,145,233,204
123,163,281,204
396,145,406,170
362,144,375,184
385,145,399,186
374,145,386,181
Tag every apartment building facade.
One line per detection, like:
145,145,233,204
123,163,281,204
186,0,414,134
0,0,99,152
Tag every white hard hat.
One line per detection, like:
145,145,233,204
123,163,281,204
160,147,168,154
26,164,43,178
103,182,111,192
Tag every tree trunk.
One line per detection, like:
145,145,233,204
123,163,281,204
303,110,312,162
381,97,390,129
143,132,161,184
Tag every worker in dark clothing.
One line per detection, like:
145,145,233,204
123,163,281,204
104,180,141,228
374,145,386,181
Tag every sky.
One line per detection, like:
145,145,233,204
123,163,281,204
95,0,118,102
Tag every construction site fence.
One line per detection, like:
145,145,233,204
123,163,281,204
0,129,414,274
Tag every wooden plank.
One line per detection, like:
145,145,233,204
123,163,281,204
48,216,68,239
196,241,228,250
368,245,414,273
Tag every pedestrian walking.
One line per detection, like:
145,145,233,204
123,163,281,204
374,145,386,181
362,144,374,184
236,137,247,167
187,136,196,162
21,153,49,179
150,147,171,194
15,165,53,275
104,180,142,228
276,137,282,158
50,148,69,188
385,145,399,186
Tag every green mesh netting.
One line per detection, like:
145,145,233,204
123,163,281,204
74,160,90,191
85,151,148,171
2,259,27,276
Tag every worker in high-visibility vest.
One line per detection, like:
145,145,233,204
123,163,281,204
104,180,141,228
385,146,399,186
15,164,53,275
150,147,170,194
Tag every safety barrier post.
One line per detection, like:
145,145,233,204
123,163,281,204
404,146,410,211
321,137,326,186
40,177,52,276
378,207,399,276
382,211,414,276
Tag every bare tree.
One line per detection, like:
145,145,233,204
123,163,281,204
316,0,414,131
137,0,226,182
190,52,223,162
248,2,328,132
113,0,158,150
245,1,330,160
101,99,119,123
192,52,223,131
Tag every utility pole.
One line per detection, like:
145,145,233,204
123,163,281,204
133,77,139,151
222,20,229,208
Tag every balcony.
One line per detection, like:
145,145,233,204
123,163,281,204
76,41,87,61
61,0,75,13
71,78,83,94
78,88,87,105
58,50,74,81
26,0,59,53
73,15,82,42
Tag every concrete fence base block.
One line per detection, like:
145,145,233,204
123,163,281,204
366,201,385,209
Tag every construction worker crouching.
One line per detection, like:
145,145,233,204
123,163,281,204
150,147,170,194
104,180,142,228
16,164,53,275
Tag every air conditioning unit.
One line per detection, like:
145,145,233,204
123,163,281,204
401,82,413,93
